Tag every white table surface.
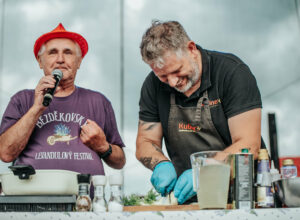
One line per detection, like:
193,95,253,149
0,208,299,220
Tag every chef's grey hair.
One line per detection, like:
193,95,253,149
140,20,191,68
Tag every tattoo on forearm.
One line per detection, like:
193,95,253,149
139,157,160,170
152,143,163,153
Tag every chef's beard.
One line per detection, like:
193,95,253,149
174,59,200,94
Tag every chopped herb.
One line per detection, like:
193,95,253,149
123,188,159,206
143,188,159,205
122,194,142,206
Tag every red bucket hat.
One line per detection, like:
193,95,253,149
34,23,88,59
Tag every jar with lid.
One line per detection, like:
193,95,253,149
92,175,107,212
76,174,92,211
108,174,123,212
281,159,297,179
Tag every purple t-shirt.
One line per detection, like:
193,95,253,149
0,87,125,175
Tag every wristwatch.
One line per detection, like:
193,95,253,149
99,144,112,159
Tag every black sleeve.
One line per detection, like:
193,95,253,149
138,72,160,122
222,64,262,118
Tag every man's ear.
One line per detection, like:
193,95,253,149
77,58,83,69
187,41,198,57
37,56,43,69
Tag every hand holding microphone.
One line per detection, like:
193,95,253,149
42,69,63,107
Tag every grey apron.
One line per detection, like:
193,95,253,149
167,90,226,176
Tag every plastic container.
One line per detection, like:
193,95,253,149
256,149,274,208
270,160,281,182
92,175,107,212
0,169,79,195
256,149,270,185
281,159,297,179
108,174,123,212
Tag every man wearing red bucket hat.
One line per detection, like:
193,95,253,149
0,23,125,175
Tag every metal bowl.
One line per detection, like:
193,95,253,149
273,177,300,207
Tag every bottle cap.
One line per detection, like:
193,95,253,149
241,148,249,153
92,175,107,186
258,149,269,160
77,174,91,184
282,159,294,166
108,174,123,185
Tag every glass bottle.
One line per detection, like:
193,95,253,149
256,149,274,208
281,159,297,179
92,175,107,212
76,174,92,211
108,174,124,212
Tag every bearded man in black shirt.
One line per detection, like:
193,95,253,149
136,20,264,204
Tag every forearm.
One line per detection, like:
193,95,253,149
136,137,169,170
223,138,261,159
136,120,167,170
226,108,262,159
0,106,44,162
102,144,126,169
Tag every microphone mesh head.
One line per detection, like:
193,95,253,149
52,69,63,80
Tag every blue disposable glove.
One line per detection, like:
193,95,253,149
151,161,177,196
174,169,196,204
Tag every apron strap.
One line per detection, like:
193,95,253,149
170,93,176,105
194,90,208,123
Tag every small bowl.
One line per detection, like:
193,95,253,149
273,177,300,207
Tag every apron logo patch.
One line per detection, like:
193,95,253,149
178,123,201,132
201,98,221,107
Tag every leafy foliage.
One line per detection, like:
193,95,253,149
122,194,142,206
123,188,159,206
143,188,159,205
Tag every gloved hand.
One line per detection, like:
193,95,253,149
174,169,196,204
151,161,177,196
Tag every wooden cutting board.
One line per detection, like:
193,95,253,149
123,204,200,212
123,204,232,212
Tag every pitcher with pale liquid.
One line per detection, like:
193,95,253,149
190,151,231,209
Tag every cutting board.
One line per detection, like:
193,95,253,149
123,204,232,212
123,204,200,212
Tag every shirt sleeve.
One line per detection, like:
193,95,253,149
222,64,262,118
0,92,25,135
103,100,125,148
138,72,160,122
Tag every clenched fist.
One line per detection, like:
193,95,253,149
80,119,109,153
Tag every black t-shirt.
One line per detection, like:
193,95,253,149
139,46,264,147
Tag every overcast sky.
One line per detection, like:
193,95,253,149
0,0,299,195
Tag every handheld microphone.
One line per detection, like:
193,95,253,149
42,69,63,107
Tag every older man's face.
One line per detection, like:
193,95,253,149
37,38,82,85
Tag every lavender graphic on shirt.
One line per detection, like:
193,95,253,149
47,123,77,146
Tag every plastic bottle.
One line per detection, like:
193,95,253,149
92,175,107,212
256,149,270,185
270,160,281,182
256,149,274,208
108,174,124,212
281,159,297,179
76,174,92,211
